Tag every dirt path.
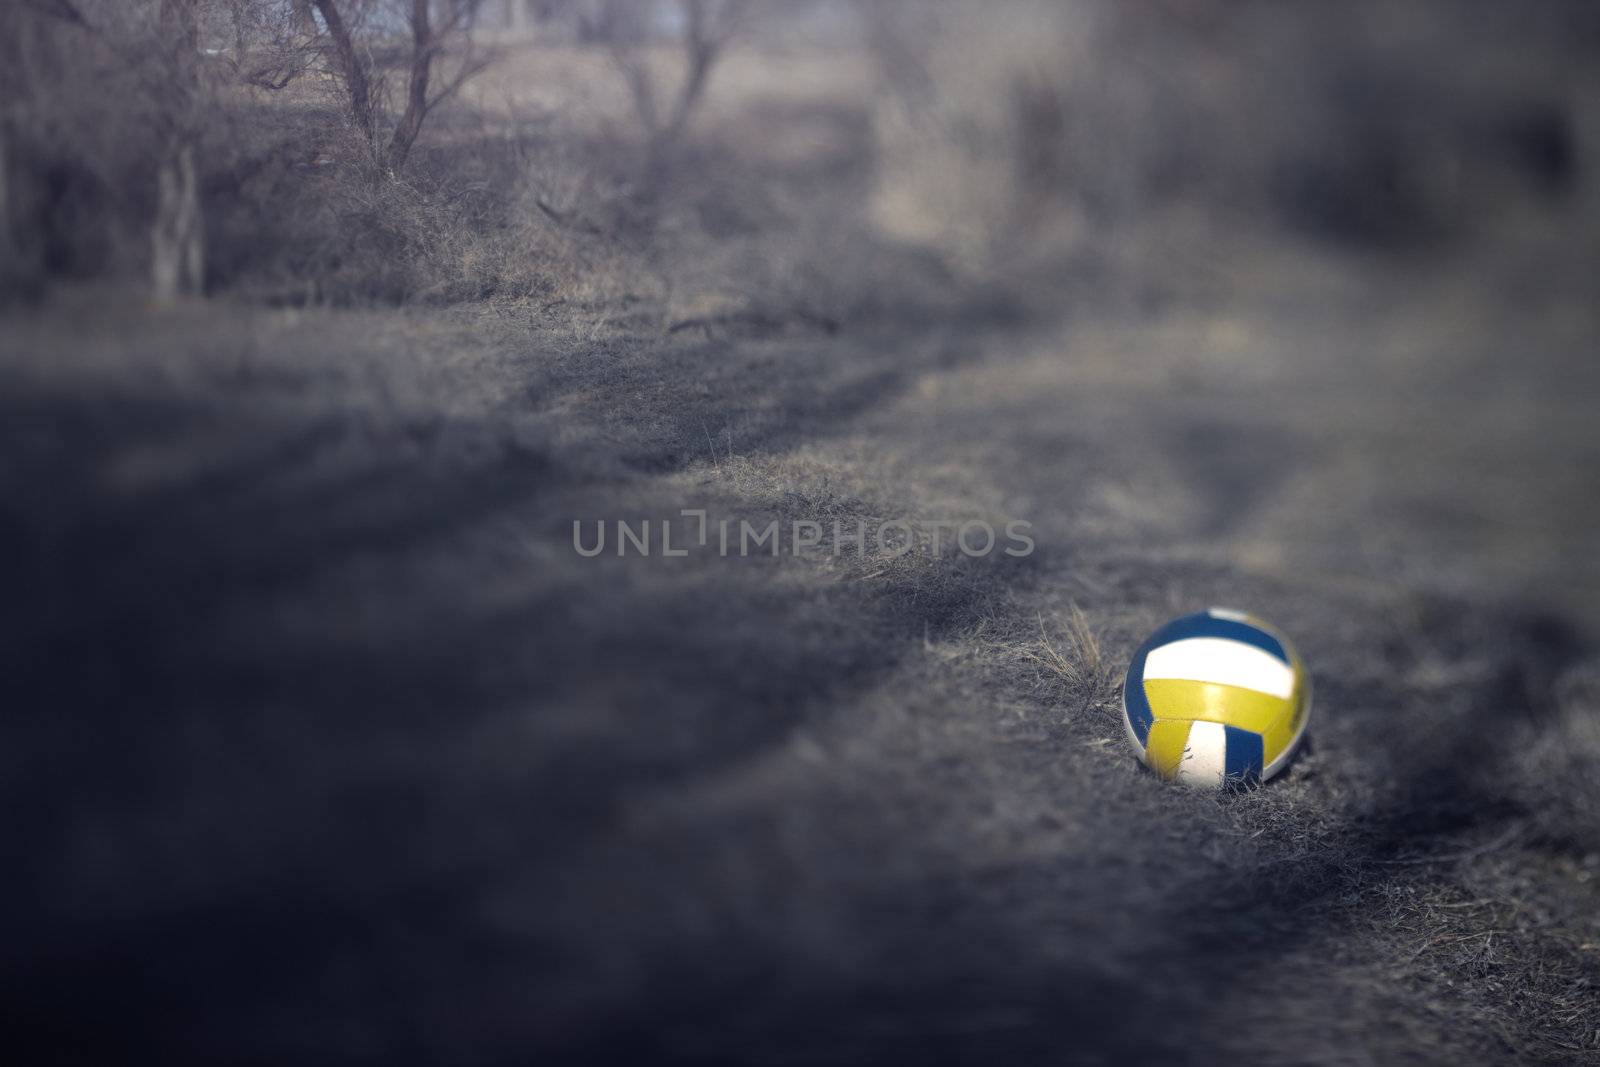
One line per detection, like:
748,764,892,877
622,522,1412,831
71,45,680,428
4,254,1598,1063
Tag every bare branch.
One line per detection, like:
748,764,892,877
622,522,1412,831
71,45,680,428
427,50,495,114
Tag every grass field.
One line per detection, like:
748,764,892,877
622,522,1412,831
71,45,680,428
5,12,1600,1066
8,227,1599,1062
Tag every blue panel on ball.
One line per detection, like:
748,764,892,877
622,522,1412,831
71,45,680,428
1123,639,1156,744
1222,725,1264,785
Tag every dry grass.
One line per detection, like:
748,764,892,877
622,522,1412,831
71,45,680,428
1022,604,1116,715
6,223,1600,1063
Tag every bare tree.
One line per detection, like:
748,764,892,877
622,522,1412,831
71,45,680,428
10,0,215,300
219,0,318,90
598,0,746,189
151,0,206,301
309,0,492,175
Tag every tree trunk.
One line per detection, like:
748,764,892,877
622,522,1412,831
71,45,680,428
311,0,376,150
153,0,205,302
665,0,717,140
0,123,11,263
0,121,27,294
152,138,204,301
386,0,435,173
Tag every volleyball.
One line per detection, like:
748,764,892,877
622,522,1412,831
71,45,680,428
1122,608,1310,788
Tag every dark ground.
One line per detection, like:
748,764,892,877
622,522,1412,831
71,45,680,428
4,221,1600,1064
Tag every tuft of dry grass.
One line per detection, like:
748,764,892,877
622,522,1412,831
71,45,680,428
1023,603,1117,714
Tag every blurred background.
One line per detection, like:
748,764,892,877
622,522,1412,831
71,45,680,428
3,2,1599,1063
